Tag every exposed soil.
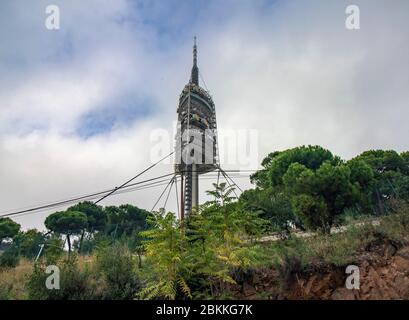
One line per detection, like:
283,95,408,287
228,237,409,300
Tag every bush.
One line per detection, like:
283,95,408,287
13,229,45,260
95,243,140,300
42,236,64,264
376,201,409,242
0,246,20,269
306,225,375,266
27,255,98,300
0,283,13,300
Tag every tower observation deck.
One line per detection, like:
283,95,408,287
175,37,219,218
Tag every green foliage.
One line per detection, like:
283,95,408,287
351,149,409,211
248,146,347,232
139,210,190,300
353,150,407,174
0,245,20,268
42,235,64,264
307,225,376,266
13,229,45,260
68,201,106,232
283,160,369,233
240,187,295,232
45,211,88,235
264,202,409,281
68,202,106,253
401,151,409,173
45,211,87,252
376,200,409,242
248,146,374,233
73,232,107,255
105,204,151,237
5,145,409,300
347,159,375,187
138,183,266,300
0,283,13,300
250,151,280,189
27,255,98,300
208,183,268,237
267,145,339,187
187,184,266,298
95,243,140,299
0,218,21,243
291,194,329,232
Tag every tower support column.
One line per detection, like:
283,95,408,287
180,174,185,220
191,163,199,212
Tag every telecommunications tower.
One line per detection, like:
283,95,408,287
175,37,219,219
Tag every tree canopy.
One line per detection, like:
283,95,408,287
68,201,106,232
44,211,87,252
0,218,21,243
247,145,375,233
105,204,151,237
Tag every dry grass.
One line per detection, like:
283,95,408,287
262,203,409,274
0,258,33,300
0,254,94,300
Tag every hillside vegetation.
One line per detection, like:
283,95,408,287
1,145,408,300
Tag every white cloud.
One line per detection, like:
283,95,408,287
0,0,408,230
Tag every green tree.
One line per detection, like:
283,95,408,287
353,150,407,174
352,149,409,212
401,151,409,172
248,146,341,232
105,204,150,238
266,145,340,187
0,245,20,268
44,211,87,253
68,201,106,231
95,243,141,299
68,201,106,253
283,161,370,233
43,235,64,263
240,187,296,232
13,229,45,260
0,218,21,243
250,151,280,189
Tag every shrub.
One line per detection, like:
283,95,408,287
0,283,13,300
42,236,64,264
376,201,409,242
95,243,140,300
27,255,98,300
138,210,191,300
0,245,20,269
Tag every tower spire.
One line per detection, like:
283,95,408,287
190,36,199,85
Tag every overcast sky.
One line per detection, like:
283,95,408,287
0,0,408,230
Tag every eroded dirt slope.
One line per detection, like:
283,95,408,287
229,238,409,300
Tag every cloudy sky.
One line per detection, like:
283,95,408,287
0,0,408,230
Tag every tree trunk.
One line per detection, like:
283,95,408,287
375,188,385,215
67,234,72,254
79,230,85,254
137,253,142,268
